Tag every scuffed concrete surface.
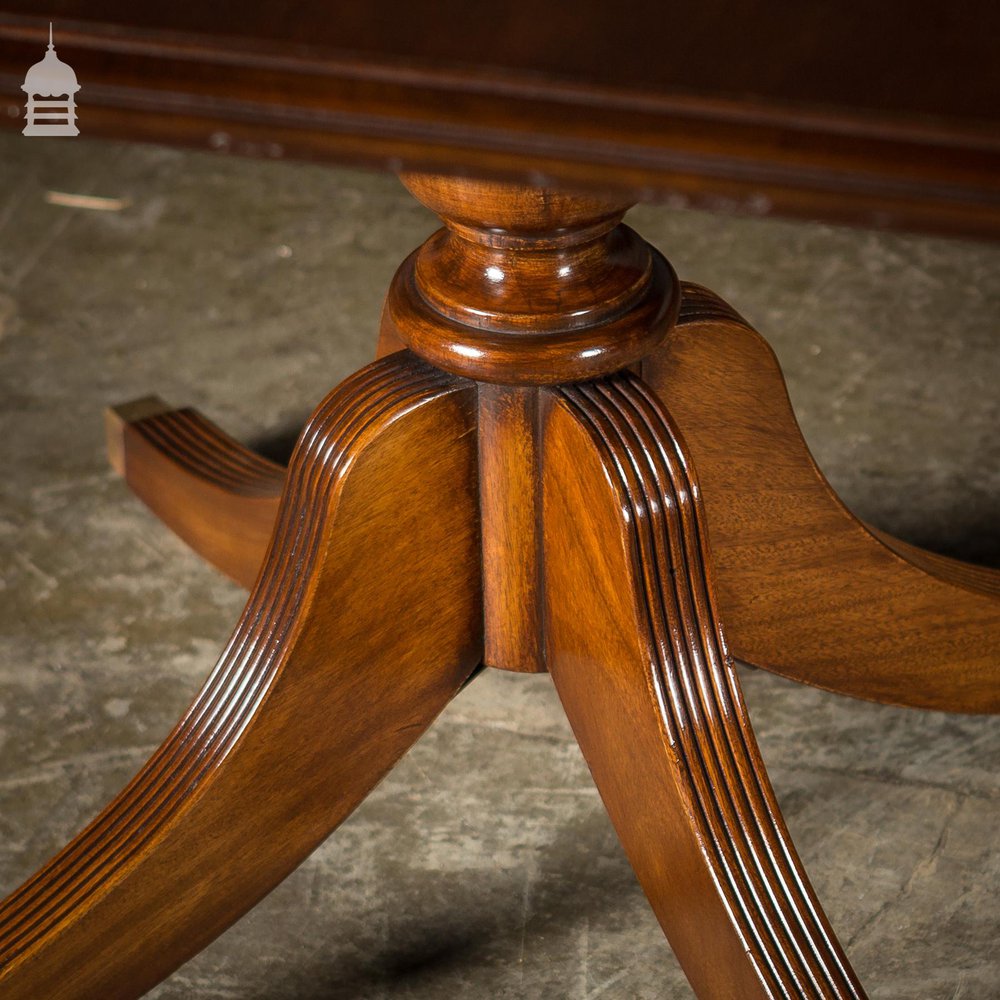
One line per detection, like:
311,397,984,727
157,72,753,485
0,131,998,998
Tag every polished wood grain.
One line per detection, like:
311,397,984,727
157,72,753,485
2,3,999,237
478,384,544,672
106,396,284,588
382,174,678,384
543,370,865,999
0,352,482,999
643,285,1000,713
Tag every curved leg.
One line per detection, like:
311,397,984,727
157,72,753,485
641,283,1000,713
1,353,482,999
106,397,283,588
543,372,865,999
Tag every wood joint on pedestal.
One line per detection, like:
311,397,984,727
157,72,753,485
381,172,681,672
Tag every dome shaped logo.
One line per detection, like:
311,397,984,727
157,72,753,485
22,24,80,136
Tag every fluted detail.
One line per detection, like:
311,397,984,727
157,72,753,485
130,407,285,496
677,280,749,327
556,372,865,999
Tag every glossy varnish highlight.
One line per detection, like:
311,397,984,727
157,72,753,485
382,173,679,384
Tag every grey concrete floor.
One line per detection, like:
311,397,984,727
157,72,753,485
0,131,998,999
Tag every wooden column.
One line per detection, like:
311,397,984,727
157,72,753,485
382,173,680,670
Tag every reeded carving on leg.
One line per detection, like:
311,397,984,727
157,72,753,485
643,283,1000,713
0,353,482,1000
106,398,283,587
543,371,865,999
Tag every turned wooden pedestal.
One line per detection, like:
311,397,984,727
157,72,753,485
0,174,997,1000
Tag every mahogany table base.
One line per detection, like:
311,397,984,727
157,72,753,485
1,175,997,1000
